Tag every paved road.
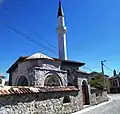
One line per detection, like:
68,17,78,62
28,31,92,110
80,94,120,114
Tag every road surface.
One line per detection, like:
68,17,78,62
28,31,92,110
78,94,120,114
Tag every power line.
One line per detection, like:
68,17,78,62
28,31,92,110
0,6,57,52
2,22,57,55
38,19,52,30
15,0,53,29
103,64,113,72
14,0,57,50
82,66,93,72
22,24,57,50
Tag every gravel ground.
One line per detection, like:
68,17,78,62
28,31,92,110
80,94,120,114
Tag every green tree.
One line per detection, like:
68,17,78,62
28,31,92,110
90,72,105,90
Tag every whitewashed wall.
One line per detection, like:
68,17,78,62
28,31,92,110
11,68,18,85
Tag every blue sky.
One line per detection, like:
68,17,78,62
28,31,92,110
0,0,120,78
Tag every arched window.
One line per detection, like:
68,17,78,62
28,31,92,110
44,75,62,86
17,76,28,86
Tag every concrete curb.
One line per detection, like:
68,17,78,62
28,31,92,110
72,96,112,114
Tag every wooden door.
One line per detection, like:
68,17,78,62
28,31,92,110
82,86,86,105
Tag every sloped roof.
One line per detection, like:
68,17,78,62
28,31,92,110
109,74,120,79
7,53,85,73
6,56,28,73
0,86,79,96
6,53,54,73
75,70,90,75
53,58,85,66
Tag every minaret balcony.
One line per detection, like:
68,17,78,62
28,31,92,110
56,26,67,34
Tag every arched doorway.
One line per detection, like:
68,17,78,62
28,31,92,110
82,80,90,105
17,75,29,86
44,75,62,86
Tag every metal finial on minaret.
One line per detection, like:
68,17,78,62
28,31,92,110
56,1,67,60
57,1,64,17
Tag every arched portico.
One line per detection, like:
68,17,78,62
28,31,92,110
82,80,90,105
44,73,62,86
16,75,29,86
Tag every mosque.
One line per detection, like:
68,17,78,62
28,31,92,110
3,2,107,112
7,1,87,88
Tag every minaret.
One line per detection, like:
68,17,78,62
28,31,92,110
56,1,67,60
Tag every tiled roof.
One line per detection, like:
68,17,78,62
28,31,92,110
0,86,79,96
109,75,120,79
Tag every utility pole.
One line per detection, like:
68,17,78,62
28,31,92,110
101,61,104,75
101,60,107,88
101,60,107,75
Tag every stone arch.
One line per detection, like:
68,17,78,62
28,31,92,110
82,80,90,105
16,75,29,86
44,72,62,86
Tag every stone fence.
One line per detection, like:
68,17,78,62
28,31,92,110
0,86,82,114
90,89,108,105
0,86,108,114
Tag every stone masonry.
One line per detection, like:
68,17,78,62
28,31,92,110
0,90,82,114
0,81,108,114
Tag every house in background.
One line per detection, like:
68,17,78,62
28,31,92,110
109,70,120,93
104,74,110,93
0,75,6,86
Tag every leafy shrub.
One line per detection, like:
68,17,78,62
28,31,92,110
90,72,105,90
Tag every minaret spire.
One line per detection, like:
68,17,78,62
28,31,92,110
56,1,67,60
57,1,64,17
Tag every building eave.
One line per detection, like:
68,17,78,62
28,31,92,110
6,56,28,73
53,58,85,67
75,70,90,75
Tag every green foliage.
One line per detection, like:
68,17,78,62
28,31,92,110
90,72,105,90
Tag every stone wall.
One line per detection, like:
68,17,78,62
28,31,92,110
90,90,108,105
0,91,82,114
0,87,108,114
10,59,67,87
34,68,67,87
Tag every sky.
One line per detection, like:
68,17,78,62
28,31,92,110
0,0,120,79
